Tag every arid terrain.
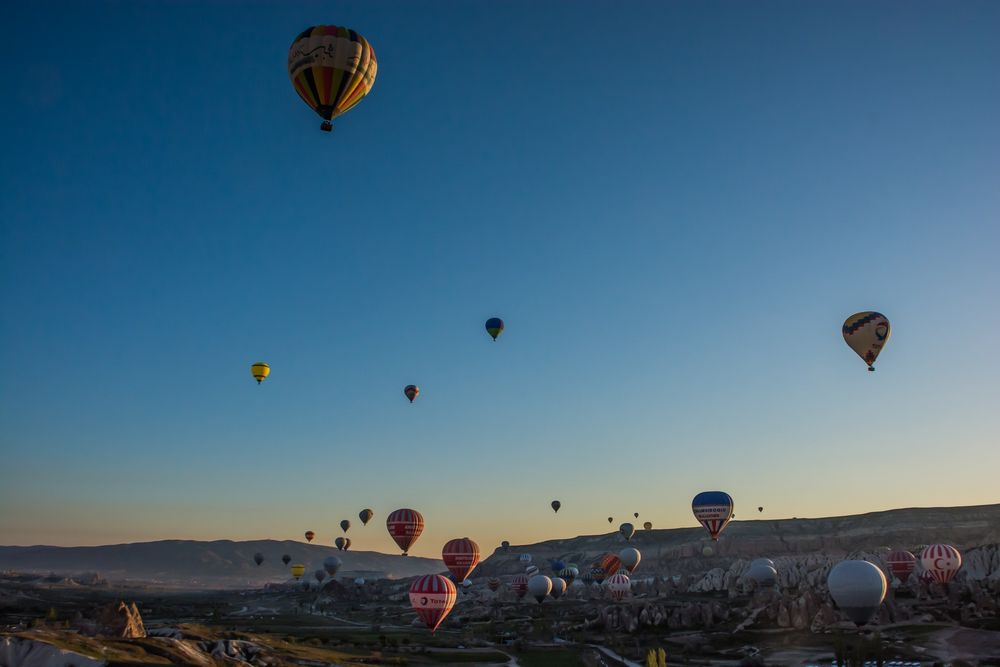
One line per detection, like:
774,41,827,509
2,505,999,666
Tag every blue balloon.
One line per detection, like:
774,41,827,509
550,559,566,573
691,491,735,541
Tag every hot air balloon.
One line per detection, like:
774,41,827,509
519,553,533,564
335,536,348,551
549,577,566,599
558,566,577,586
692,491,734,541
359,509,374,525
354,577,366,585
596,553,621,580
253,552,264,566
251,362,270,384
747,562,777,587
619,547,641,574
288,26,377,132
605,573,631,601
633,512,639,519
442,538,480,582
282,554,291,566
702,545,714,557
323,556,342,577
619,523,635,541
314,569,326,584
510,574,529,599
550,559,566,573
842,311,891,371
551,500,561,513
404,385,420,403
643,521,653,531
501,540,510,550
827,560,887,626
409,574,456,633
885,550,917,583
340,519,351,533
751,558,776,570
528,575,552,603
485,317,504,341
525,564,539,576
304,530,315,542
589,566,606,585
290,564,306,580
758,506,763,513
921,544,962,584
487,577,501,592
607,517,613,524
387,508,424,555
462,579,472,592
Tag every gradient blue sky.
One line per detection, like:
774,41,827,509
1,1,998,558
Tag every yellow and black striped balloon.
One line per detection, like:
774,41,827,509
288,25,377,131
250,362,270,384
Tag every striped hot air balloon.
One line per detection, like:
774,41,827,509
518,553,532,563
487,577,501,592
387,508,424,555
605,573,631,601
921,544,962,584
558,566,577,585
442,538,480,582
290,564,306,580
885,550,917,583
359,508,374,525
510,574,529,599
842,311,891,371
288,26,377,132
250,362,270,384
409,574,457,633
597,553,622,577
692,491,734,541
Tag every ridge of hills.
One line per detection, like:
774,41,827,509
478,502,1000,575
0,539,442,586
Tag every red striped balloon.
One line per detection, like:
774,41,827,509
409,574,456,633
920,544,962,584
605,572,631,601
510,574,529,599
885,550,916,583
442,537,480,582
487,577,501,592
387,508,424,555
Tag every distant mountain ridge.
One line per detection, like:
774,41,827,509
477,503,1000,577
0,539,442,586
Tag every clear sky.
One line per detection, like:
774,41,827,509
1,1,998,558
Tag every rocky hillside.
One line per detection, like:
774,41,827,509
476,503,1000,578
0,540,442,587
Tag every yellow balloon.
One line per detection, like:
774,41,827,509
290,564,306,580
251,362,270,384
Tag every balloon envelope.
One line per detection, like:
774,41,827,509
288,26,377,131
643,521,653,530
485,317,505,340
747,563,777,587
404,385,420,402
340,520,351,533
605,573,631,601
304,530,315,542
253,552,264,566
386,508,424,555
442,537,481,582
323,556,342,577
527,575,552,603
409,574,457,633
314,569,326,583
519,553,533,563
920,544,962,584
551,500,561,513
487,577,501,592
827,560,887,626
692,491,734,541
510,574,529,599
619,523,635,541
250,362,270,384
549,577,567,599
619,547,641,574
282,554,291,565
842,311,891,370
290,564,306,580
885,550,917,583
359,509,374,525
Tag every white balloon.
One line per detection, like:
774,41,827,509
827,560,887,626
527,575,553,603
